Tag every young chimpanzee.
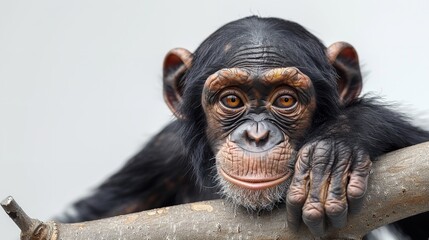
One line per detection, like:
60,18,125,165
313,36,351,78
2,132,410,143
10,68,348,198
58,16,429,238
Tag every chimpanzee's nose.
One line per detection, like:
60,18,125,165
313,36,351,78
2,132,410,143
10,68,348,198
231,120,284,152
245,122,270,145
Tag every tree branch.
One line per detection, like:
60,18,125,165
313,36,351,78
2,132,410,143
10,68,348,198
3,142,429,240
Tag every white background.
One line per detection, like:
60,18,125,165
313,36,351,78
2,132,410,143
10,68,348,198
1,1,428,238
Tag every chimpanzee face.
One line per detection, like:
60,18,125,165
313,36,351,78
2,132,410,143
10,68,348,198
201,66,316,209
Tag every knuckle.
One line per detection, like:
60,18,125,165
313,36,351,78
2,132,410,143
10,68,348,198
353,146,366,156
360,158,372,170
302,203,325,223
300,140,326,153
286,191,307,206
300,139,331,152
332,160,350,174
315,139,331,148
313,140,331,154
354,148,371,163
301,140,333,162
347,182,367,199
325,199,347,217
351,161,372,178
298,144,313,158
353,165,371,177
297,146,313,168
294,157,309,172
337,143,352,158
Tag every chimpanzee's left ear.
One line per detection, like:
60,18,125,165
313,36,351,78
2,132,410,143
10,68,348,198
163,48,193,119
327,42,363,106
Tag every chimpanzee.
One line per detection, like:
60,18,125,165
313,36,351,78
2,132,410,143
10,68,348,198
58,16,429,238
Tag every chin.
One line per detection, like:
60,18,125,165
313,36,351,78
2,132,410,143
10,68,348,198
215,168,292,211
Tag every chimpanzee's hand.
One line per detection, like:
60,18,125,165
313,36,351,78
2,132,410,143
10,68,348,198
286,139,372,236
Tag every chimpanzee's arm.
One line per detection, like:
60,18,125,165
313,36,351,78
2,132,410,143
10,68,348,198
305,98,429,157
56,121,217,223
343,98,429,157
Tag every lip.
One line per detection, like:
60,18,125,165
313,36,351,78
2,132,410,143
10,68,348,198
220,168,291,190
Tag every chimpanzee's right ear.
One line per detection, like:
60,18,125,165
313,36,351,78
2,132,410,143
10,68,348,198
163,48,193,119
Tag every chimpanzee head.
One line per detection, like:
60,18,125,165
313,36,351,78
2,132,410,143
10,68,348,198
162,16,361,210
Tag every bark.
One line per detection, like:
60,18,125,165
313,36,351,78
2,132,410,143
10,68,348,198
2,142,429,240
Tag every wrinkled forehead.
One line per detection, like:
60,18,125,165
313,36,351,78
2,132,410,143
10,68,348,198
203,67,312,93
222,42,298,70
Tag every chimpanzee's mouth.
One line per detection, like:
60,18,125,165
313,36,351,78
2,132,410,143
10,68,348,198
219,168,292,190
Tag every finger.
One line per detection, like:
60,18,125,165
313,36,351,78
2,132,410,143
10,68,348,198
286,144,313,231
302,141,335,236
325,144,352,228
347,150,372,214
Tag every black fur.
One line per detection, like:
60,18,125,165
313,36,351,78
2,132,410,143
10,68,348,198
58,16,429,238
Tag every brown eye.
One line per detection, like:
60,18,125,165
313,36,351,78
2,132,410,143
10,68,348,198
274,94,297,109
221,95,243,109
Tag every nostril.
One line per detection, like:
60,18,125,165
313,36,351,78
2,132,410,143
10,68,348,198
245,129,270,144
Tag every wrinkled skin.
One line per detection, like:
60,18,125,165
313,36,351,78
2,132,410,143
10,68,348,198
287,140,371,235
